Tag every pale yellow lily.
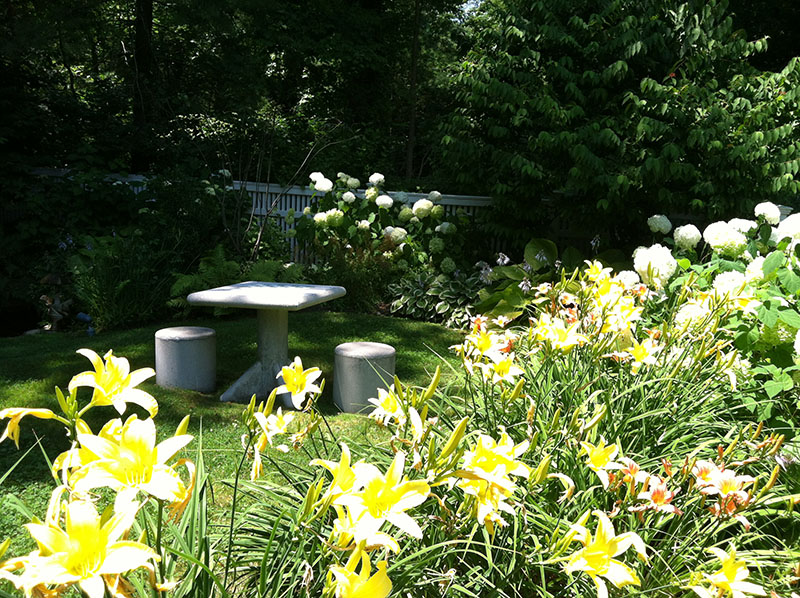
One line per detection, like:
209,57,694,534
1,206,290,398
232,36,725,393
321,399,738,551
0,408,58,448
335,451,430,545
69,415,193,507
275,356,321,410
1,496,157,598
311,443,379,501
579,438,622,489
68,349,157,417
564,510,647,598
329,548,392,598
689,545,765,598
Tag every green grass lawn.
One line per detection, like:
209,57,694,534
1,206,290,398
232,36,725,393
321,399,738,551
0,309,462,553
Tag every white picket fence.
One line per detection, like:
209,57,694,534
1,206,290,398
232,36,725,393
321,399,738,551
236,181,493,262
30,168,496,261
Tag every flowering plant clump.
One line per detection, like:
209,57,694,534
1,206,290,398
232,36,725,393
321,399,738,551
294,170,476,311
0,350,199,597
3,210,799,597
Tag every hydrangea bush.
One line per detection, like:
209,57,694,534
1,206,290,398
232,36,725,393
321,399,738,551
294,171,475,313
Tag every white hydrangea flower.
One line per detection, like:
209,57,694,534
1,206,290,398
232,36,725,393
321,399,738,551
745,256,766,282
376,195,393,209
313,212,328,225
615,270,640,288
314,177,334,193
728,218,756,234
309,171,324,183
342,191,356,204
326,209,344,227
632,244,677,289
303,206,312,215
754,201,781,225
369,172,385,186
647,214,672,234
436,222,457,234
428,190,442,203
398,207,413,222
703,221,747,258
776,213,800,241
673,224,702,251
357,219,371,231
347,177,360,189
337,172,347,180
429,237,445,254
712,271,746,296
412,198,434,218
440,257,456,274
410,216,420,225
770,226,781,245
365,187,379,201
674,302,711,329
431,204,445,219
383,226,407,244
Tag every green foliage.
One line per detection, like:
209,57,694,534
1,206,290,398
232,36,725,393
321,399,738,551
69,234,175,330
169,244,306,316
388,266,487,329
441,0,800,246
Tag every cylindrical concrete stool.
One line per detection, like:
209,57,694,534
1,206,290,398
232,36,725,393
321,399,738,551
155,326,216,393
333,342,396,414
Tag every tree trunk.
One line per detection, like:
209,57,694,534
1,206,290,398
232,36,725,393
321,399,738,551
132,0,154,172
404,0,422,179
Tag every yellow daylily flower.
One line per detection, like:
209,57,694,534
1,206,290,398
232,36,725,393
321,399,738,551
628,338,660,374
0,408,57,448
367,386,405,426
69,415,193,507
68,349,157,417
275,356,321,410
585,260,612,283
335,451,430,545
53,418,122,474
329,548,392,598
460,430,531,490
579,438,622,489
478,353,525,386
456,430,531,532
330,505,400,553
249,407,295,479
311,443,379,501
689,545,765,598
1,496,157,598
564,510,647,598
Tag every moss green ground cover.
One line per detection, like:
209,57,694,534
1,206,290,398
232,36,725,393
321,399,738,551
0,310,461,551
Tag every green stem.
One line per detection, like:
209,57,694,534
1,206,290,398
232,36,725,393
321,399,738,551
225,431,252,589
156,500,166,582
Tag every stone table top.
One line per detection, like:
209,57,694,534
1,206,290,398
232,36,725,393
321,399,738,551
186,281,346,311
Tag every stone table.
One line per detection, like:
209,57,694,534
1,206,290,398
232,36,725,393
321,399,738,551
187,281,346,403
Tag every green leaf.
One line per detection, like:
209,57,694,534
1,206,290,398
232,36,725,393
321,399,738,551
778,267,800,294
757,303,779,328
777,307,800,328
762,250,785,275
677,258,691,270
561,246,584,271
492,265,527,281
524,238,558,271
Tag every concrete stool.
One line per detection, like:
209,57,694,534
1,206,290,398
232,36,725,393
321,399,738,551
155,326,216,393
333,342,396,414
